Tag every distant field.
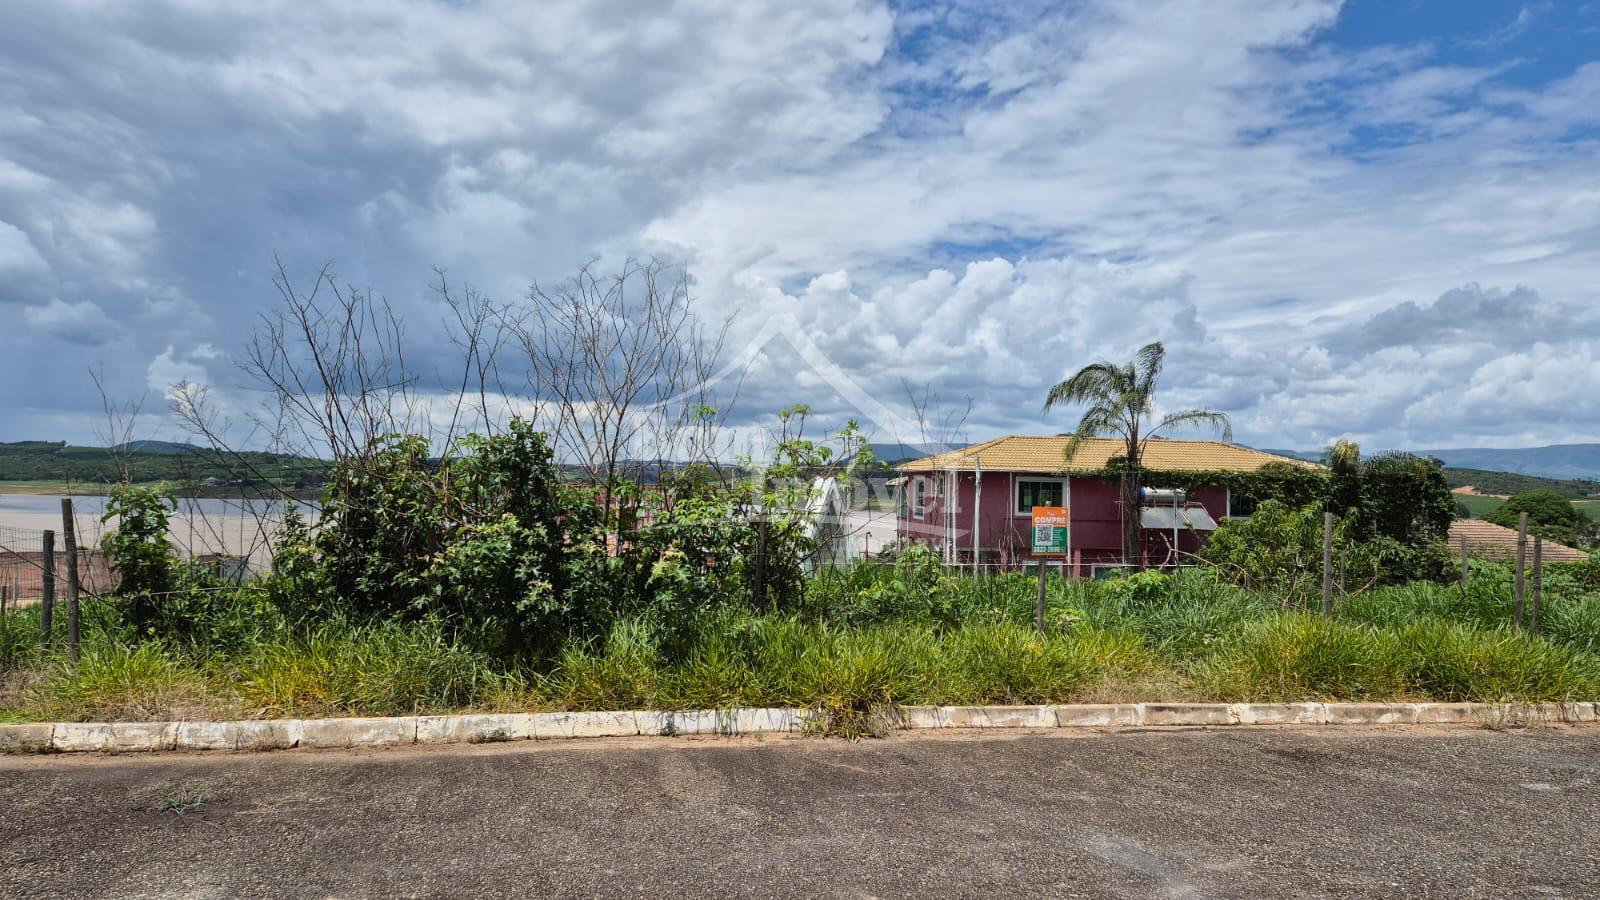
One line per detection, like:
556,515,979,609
1454,490,1600,523
0,480,118,495
1454,493,1505,518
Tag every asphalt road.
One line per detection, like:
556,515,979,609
3,726,1598,898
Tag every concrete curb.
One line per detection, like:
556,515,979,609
3,701,1596,754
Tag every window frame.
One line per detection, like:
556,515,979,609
1014,477,1068,516
911,476,927,520
1226,486,1258,519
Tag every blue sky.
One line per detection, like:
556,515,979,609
2,0,1599,455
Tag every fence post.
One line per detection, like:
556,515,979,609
1513,512,1527,630
1034,560,1048,633
1321,511,1333,618
40,529,55,645
61,498,81,664
1530,536,1543,638
1458,534,1469,591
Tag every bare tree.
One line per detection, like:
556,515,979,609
502,258,731,516
903,381,972,453
236,256,427,462
91,367,147,485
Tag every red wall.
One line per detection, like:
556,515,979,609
896,472,1227,575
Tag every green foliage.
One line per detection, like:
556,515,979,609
1443,467,1600,500
8,558,1600,725
1196,614,1599,702
1042,340,1231,566
101,486,182,636
1484,489,1591,547
28,641,218,722
299,421,612,656
237,618,515,716
0,439,327,490
1198,501,1400,599
1355,451,1453,546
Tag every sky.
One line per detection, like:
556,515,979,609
3,0,1600,455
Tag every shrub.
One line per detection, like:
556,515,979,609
100,486,181,636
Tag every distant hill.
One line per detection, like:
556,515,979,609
0,440,328,492
1441,468,1599,500
1260,444,1600,486
1259,448,1322,463
108,440,205,455
1422,444,1600,481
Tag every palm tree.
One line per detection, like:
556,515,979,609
1043,341,1232,568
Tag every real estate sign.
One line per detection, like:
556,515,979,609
1030,505,1069,556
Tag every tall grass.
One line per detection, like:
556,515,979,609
1196,614,1600,702
540,614,1154,718
235,618,519,717
27,642,221,721
4,561,1597,725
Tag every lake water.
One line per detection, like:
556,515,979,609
0,493,317,564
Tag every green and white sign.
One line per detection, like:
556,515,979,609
1030,506,1069,556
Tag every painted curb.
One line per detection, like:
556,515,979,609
3,702,1596,755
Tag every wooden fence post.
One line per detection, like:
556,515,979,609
40,529,55,645
1513,512,1527,630
1321,511,1333,618
1530,536,1543,637
61,498,81,664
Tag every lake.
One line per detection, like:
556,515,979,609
0,493,317,564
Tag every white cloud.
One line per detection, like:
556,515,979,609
2,0,1600,450
23,298,116,345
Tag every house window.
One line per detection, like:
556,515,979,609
1015,478,1065,514
1228,489,1258,519
912,477,927,519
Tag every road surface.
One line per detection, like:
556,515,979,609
3,726,1597,898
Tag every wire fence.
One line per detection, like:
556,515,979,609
0,524,117,608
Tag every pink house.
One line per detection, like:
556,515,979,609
894,436,1317,577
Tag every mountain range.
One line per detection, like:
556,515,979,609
1261,444,1600,482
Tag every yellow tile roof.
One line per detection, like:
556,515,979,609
896,435,1320,474
1448,519,1590,563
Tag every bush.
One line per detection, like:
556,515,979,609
100,486,180,636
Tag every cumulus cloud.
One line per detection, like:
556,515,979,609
23,299,117,345
2,0,1599,450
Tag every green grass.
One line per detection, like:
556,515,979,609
3,564,1598,726
1453,493,1506,517
1454,491,1600,522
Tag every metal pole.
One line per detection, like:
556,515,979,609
40,529,55,645
61,498,81,663
972,456,982,575
1514,512,1527,629
1531,537,1543,637
1321,511,1333,617
1171,492,1179,569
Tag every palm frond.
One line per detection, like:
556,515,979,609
1145,408,1233,447
1061,408,1124,466
1042,362,1123,411
1135,342,1164,396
